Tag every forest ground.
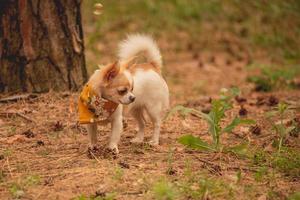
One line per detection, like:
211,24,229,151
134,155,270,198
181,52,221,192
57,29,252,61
0,1,300,199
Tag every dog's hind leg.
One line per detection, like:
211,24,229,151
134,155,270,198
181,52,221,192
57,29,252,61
145,104,162,146
130,108,145,143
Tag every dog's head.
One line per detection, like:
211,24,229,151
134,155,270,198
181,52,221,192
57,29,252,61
88,61,135,105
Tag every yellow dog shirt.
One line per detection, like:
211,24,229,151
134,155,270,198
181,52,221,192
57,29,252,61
78,84,118,124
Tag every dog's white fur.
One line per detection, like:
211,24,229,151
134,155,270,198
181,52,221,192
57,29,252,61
87,34,169,153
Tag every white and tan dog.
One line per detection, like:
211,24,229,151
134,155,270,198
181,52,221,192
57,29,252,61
78,34,169,153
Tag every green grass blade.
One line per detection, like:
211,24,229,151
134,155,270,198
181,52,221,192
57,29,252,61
223,117,255,133
225,143,249,157
178,135,215,151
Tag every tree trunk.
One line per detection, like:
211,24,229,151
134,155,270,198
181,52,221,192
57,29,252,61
0,0,88,93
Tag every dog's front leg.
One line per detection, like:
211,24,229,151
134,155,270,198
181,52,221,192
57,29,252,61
86,123,97,148
108,105,123,153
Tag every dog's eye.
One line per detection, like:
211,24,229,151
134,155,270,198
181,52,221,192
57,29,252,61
118,88,128,95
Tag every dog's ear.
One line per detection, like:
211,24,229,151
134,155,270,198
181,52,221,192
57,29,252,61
103,61,120,83
121,56,137,70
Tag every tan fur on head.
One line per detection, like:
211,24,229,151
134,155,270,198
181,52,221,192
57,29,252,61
87,61,135,105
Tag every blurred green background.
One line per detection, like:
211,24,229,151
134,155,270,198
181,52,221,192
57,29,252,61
82,0,300,75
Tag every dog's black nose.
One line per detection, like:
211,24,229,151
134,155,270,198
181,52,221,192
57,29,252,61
129,96,135,102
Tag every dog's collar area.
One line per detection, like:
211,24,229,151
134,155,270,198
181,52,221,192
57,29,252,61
100,94,110,102
78,84,118,124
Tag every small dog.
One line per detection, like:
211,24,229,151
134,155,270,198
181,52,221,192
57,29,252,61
78,34,169,153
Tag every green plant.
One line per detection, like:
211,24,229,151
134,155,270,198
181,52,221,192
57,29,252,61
2,149,12,157
8,174,41,199
252,149,268,166
236,170,242,184
288,192,300,200
152,179,178,200
166,147,175,175
73,195,88,200
251,147,300,177
24,175,41,186
9,183,24,199
8,126,17,136
178,172,235,200
266,102,295,152
112,166,124,181
167,87,255,152
271,147,300,177
247,64,299,92
254,167,268,182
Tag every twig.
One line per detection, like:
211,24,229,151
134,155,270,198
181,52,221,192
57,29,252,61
88,149,102,164
192,155,218,167
0,93,38,103
226,165,258,172
192,155,223,175
122,191,143,195
0,112,37,123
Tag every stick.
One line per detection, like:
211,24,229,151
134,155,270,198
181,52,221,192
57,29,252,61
88,149,102,163
0,94,38,103
0,112,37,123
122,191,143,195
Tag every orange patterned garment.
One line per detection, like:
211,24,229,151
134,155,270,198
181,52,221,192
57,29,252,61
78,84,118,124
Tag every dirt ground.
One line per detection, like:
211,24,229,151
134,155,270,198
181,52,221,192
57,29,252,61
0,43,299,199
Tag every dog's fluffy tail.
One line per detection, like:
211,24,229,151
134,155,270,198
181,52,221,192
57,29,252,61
118,34,162,68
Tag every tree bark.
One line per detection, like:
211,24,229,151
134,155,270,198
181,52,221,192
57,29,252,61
0,0,88,93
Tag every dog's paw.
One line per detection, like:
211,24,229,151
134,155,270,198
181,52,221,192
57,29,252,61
130,137,144,144
108,144,119,154
148,139,159,146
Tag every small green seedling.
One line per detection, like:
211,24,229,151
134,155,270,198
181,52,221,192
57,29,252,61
112,166,124,181
152,179,178,200
247,64,299,92
288,192,300,200
166,147,175,175
254,167,268,182
271,147,300,177
266,102,295,152
9,183,24,199
166,87,255,152
179,173,234,200
8,174,41,199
